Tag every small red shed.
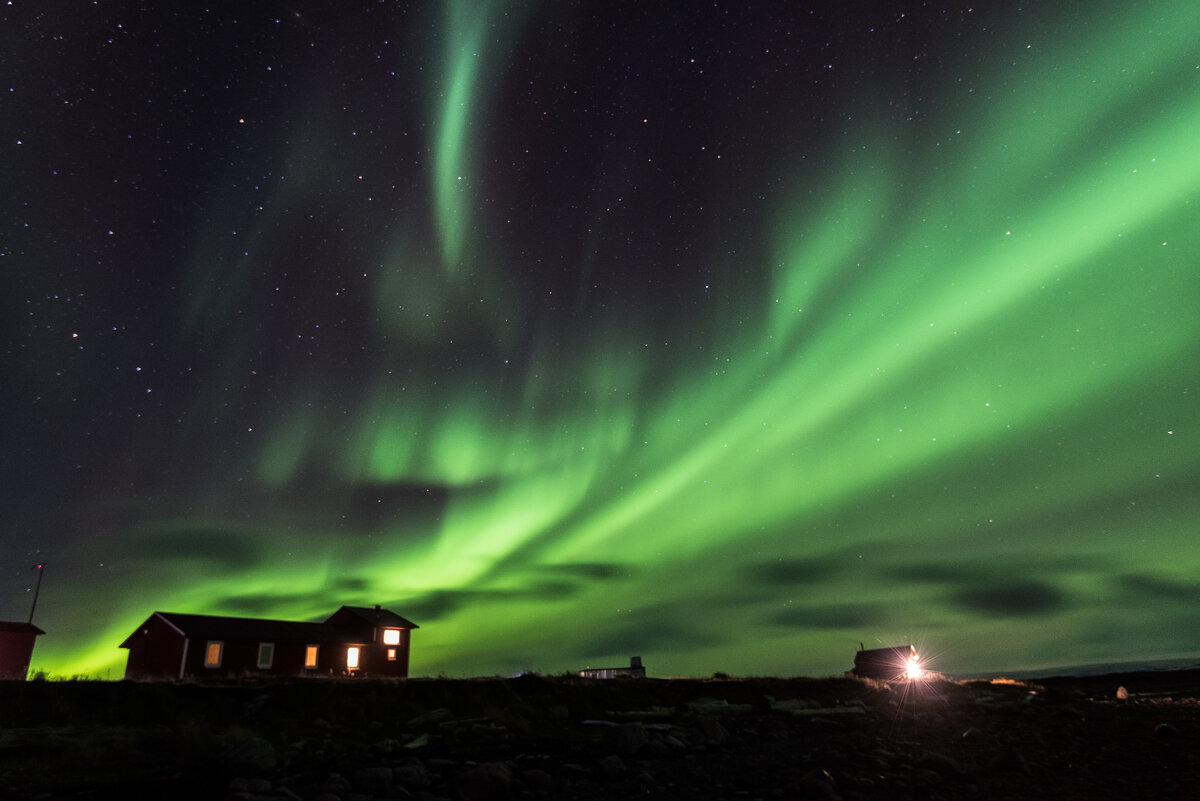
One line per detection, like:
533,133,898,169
120,605,417,681
0,621,45,680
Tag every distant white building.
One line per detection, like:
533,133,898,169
579,655,645,679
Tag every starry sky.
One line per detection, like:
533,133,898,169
3,1,1198,680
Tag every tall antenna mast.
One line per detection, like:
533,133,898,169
28,563,45,625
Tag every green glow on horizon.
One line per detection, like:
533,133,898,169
27,0,1200,681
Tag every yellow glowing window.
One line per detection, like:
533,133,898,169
387,648,397,661
347,646,360,669
204,641,223,668
382,628,401,645
304,645,319,668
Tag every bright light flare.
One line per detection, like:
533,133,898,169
904,654,924,680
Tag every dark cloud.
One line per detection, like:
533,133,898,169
572,600,724,660
1112,573,1197,603
745,554,849,587
771,602,891,630
530,562,633,581
577,620,719,660
951,579,1066,617
882,553,1112,587
393,581,580,622
212,593,318,616
118,524,263,569
329,576,370,593
882,562,989,584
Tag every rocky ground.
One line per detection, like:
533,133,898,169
1,670,1198,800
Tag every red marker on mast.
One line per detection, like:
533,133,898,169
29,563,45,625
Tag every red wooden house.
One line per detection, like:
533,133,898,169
119,605,417,680
0,621,45,680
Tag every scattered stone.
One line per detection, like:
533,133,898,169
7,673,1200,800
319,773,353,795
404,732,431,749
1154,722,1179,737
987,747,1030,775
611,706,674,719
797,768,841,800
1116,686,1130,701
687,697,754,714
454,761,515,801
771,698,821,714
221,735,277,775
520,767,554,792
785,705,866,716
351,765,393,795
409,707,455,728
661,732,688,752
393,758,430,788
228,776,272,793
602,722,647,755
595,754,626,778
695,716,728,747
916,750,964,777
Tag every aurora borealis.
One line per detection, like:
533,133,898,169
3,1,1198,680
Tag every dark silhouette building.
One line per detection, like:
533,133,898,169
119,605,417,680
850,644,919,680
0,621,45,680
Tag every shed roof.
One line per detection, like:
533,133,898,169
0,621,45,635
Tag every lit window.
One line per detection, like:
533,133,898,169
382,628,401,645
257,642,274,669
387,648,397,661
347,646,360,669
204,641,223,668
304,644,319,668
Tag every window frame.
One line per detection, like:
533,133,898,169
381,628,401,645
346,646,360,670
256,642,275,669
204,640,223,668
304,644,319,669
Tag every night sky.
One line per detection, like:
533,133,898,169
3,1,1198,680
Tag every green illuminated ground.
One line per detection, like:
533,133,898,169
3,1,1198,679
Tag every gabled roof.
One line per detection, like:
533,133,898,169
120,612,356,649
119,607,417,648
326,605,419,629
0,621,45,635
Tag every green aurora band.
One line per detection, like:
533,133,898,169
28,1,1200,678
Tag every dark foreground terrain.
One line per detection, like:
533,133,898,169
2,670,1198,800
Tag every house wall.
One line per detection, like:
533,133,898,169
123,612,415,680
852,646,915,679
124,616,187,680
180,639,360,678
0,632,38,680
356,627,411,678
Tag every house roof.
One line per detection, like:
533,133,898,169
0,621,45,635
119,607,417,648
326,605,419,630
